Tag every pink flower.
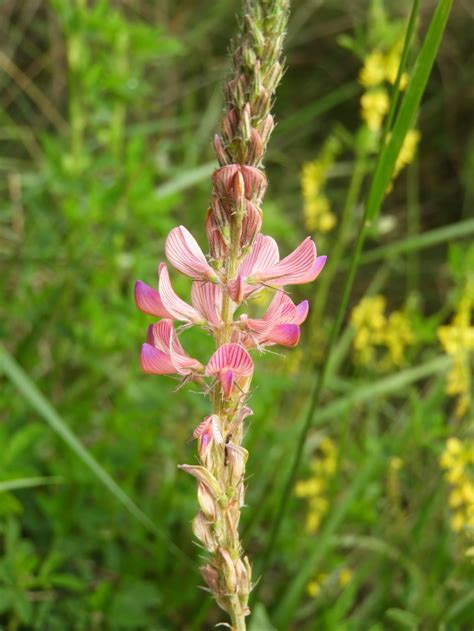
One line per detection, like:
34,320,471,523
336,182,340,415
136,264,223,328
140,319,202,376
241,292,309,347
166,225,219,282
228,233,326,300
205,343,254,396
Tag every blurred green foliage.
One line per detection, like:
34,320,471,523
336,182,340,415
1,0,473,629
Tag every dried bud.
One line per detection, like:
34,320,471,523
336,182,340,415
219,547,237,593
226,442,249,488
252,89,271,120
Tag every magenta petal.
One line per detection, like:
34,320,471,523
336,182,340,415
146,324,155,345
295,300,309,324
140,343,176,374
267,323,300,347
134,280,171,318
221,369,235,397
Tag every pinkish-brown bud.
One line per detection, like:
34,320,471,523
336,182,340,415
221,109,238,143
213,134,230,166
247,128,264,165
213,164,240,199
240,200,262,247
219,547,237,593
241,165,267,202
259,114,275,146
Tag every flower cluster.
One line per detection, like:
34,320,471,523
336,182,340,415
359,40,408,133
300,136,341,234
350,295,414,369
438,283,474,418
440,437,474,553
295,436,338,533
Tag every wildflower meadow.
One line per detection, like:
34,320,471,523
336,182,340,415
1,0,473,629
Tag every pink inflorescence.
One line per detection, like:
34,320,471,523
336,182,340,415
135,173,326,395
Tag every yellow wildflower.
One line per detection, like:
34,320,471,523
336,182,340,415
296,437,338,534
393,129,421,178
351,295,414,368
359,50,386,87
339,567,353,587
306,573,327,598
360,88,390,132
438,284,474,417
384,40,409,89
440,436,474,552
301,137,340,233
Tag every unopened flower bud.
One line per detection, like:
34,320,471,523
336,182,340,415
240,103,252,143
192,512,217,551
259,114,275,146
213,134,230,166
247,128,264,165
198,482,217,520
219,547,237,593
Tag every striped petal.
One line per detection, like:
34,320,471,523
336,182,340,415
238,233,279,278
134,280,172,318
206,343,253,395
147,319,202,375
252,238,325,286
166,225,219,281
140,343,176,374
191,281,223,328
158,263,205,324
264,323,300,347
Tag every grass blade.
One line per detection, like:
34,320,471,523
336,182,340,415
0,344,190,563
0,476,62,493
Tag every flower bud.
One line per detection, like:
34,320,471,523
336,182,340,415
247,128,264,165
198,482,217,520
213,134,230,166
192,512,217,551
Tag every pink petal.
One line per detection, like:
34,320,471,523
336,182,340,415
221,369,235,397
166,226,219,281
191,281,223,328
238,233,279,278
240,200,262,247
265,323,300,347
252,237,321,285
140,343,177,374
295,300,309,324
158,263,204,324
205,343,254,378
134,280,172,318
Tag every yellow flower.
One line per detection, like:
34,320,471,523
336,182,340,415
384,40,409,89
301,137,340,234
360,89,390,132
393,129,421,179
441,436,474,552
307,580,321,598
296,437,338,534
339,568,353,587
359,50,386,87
438,284,474,417
351,296,413,368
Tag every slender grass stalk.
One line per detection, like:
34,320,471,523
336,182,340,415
254,0,453,602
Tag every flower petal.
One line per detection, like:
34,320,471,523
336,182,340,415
140,343,177,374
252,237,323,286
265,323,300,347
166,225,219,281
295,300,309,325
238,233,279,278
191,281,223,327
205,343,254,378
158,263,205,324
134,280,172,318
